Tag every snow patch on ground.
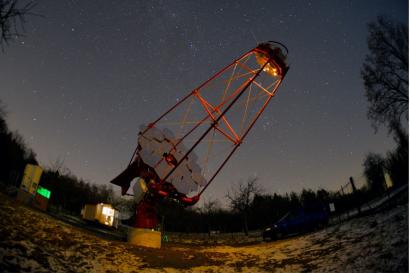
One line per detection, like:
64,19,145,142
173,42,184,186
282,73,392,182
0,193,407,272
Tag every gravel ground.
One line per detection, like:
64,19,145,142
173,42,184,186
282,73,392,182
0,192,408,272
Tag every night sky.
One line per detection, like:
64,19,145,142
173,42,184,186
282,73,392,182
1,0,408,205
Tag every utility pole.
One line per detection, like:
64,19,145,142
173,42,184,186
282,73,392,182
349,177,357,192
350,177,361,214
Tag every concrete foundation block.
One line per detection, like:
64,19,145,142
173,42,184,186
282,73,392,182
128,227,161,248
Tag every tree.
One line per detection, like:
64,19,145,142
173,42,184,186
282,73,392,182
361,16,408,131
201,198,221,215
0,0,35,49
363,153,386,195
226,176,262,235
0,99,7,133
248,193,288,230
0,100,38,184
200,198,223,232
300,189,317,209
384,121,409,187
288,191,301,210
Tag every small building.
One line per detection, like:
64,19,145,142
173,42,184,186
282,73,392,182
20,164,43,195
16,164,51,212
81,203,119,228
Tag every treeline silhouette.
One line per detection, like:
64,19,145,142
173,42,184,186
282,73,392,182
0,101,114,214
0,99,407,233
40,170,114,214
157,189,332,233
0,102,37,185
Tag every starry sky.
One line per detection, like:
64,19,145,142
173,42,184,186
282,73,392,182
1,0,408,205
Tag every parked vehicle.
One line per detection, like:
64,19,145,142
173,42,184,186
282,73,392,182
262,206,329,240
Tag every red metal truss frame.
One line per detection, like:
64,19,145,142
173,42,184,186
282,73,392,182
129,43,289,197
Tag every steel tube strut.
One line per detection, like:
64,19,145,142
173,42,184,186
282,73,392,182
160,56,273,186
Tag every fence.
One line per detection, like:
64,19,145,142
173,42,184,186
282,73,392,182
328,173,404,224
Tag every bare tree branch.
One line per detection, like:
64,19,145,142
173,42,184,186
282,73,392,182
0,0,36,51
226,176,262,235
361,16,409,132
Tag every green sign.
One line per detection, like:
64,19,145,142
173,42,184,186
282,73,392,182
37,186,51,199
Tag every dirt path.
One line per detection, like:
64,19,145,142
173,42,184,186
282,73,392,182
0,193,407,272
